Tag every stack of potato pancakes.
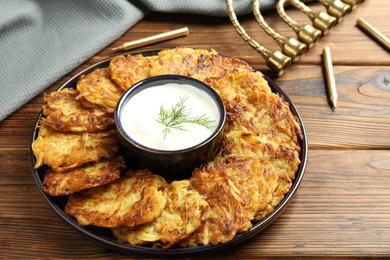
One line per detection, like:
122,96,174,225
32,48,302,249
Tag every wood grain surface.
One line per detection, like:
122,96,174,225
1,1,390,258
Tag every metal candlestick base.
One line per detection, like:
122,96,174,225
288,0,337,35
319,0,352,22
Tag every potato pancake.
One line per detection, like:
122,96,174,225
112,180,208,248
32,125,119,172
40,88,114,133
76,68,123,112
65,170,167,228
181,165,253,247
213,156,290,220
109,54,154,91
149,47,217,77
43,157,126,196
189,54,253,81
205,69,301,183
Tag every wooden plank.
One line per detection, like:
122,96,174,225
279,66,390,149
1,149,389,258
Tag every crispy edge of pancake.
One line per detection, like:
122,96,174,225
76,68,123,112
42,157,126,196
65,170,167,228
108,54,154,91
40,88,114,133
111,180,209,248
32,125,119,172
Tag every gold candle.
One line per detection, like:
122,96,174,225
356,17,390,52
111,27,189,51
322,46,338,110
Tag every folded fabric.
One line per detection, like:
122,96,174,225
0,0,277,121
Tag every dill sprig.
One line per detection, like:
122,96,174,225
156,95,216,139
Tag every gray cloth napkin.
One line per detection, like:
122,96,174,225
0,0,277,121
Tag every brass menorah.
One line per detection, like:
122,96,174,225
227,0,364,75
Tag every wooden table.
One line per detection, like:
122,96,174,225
1,1,389,258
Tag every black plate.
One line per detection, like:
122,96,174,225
30,49,308,256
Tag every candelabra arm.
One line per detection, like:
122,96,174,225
277,0,300,33
253,0,285,46
253,0,306,62
276,0,322,48
226,0,291,75
288,0,315,20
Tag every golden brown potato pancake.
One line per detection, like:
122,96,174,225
181,165,253,247
149,47,217,77
65,170,167,228
40,88,114,133
189,53,253,81
76,68,123,112
109,54,154,91
204,67,271,105
43,157,126,196
205,68,301,173
112,180,208,248
212,156,290,221
32,125,119,172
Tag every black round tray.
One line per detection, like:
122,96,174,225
30,49,308,256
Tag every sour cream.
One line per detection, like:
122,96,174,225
120,83,221,151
